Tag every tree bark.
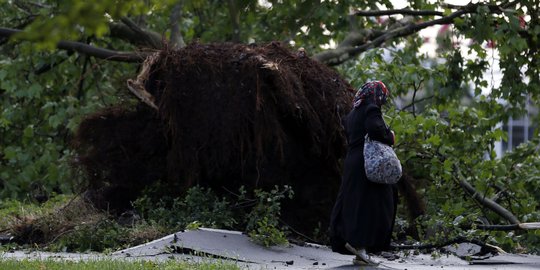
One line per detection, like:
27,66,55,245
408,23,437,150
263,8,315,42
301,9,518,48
109,22,162,49
228,0,241,42
120,17,162,49
169,1,186,48
459,179,520,224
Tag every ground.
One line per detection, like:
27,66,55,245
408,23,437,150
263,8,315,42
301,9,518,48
2,228,540,269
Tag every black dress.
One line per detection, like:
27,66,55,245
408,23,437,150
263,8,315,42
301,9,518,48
330,102,398,254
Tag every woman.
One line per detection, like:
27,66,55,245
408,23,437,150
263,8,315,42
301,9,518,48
330,81,398,265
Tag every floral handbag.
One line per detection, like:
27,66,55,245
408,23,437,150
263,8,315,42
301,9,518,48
363,135,402,184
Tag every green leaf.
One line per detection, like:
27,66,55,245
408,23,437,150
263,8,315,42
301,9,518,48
426,134,441,146
27,83,43,98
3,147,18,160
23,125,34,138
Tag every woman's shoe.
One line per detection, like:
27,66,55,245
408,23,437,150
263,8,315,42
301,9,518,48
352,254,380,266
345,243,380,266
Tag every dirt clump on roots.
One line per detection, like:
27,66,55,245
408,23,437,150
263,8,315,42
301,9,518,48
73,42,354,238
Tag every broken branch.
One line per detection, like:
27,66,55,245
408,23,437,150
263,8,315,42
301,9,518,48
126,52,160,110
451,162,521,225
474,222,540,231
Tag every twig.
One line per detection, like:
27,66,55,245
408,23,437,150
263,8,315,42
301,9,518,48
77,55,90,99
400,95,434,111
391,236,499,252
410,80,423,117
34,55,70,75
278,218,319,244
354,9,443,17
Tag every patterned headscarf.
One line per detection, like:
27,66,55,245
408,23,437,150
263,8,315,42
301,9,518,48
353,81,390,108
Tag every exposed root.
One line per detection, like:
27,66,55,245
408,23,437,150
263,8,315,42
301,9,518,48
73,41,354,236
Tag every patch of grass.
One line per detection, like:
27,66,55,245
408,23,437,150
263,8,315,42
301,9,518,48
2,185,296,252
7,196,108,247
0,258,241,270
0,195,73,229
2,194,166,253
48,220,167,253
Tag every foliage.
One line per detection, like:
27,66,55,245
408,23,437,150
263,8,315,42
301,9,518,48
0,258,241,270
244,185,293,233
0,46,136,199
248,217,288,247
134,185,293,247
133,186,236,230
244,185,293,247
2,185,294,252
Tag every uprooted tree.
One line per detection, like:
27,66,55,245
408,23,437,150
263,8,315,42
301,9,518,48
1,0,539,252
74,42,352,235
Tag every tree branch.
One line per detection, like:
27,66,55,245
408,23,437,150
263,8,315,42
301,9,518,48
354,8,443,17
0,27,147,63
108,22,162,49
456,172,520,224
473,222,540,231
120,17,162,49
400,95,434,111
169,1,186,48
312,28,384,63
314,2,518,66
228,0,241,42
34,54,71,75
459,179,520,224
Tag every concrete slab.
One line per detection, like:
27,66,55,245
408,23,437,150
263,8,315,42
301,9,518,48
112,228,540,270
2,228,540,269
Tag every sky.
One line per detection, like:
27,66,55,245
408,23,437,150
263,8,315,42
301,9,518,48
388,0,503,94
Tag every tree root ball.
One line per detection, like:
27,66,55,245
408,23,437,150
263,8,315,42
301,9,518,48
73,42,355,237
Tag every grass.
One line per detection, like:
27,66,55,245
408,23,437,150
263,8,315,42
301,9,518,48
0,194,170,253
0,258,242,270
1,186,293,254
0,195,73,229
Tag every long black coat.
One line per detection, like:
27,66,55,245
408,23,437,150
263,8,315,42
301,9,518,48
330,102,398,254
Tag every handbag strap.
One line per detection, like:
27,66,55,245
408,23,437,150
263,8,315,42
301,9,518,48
364,134,371,142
